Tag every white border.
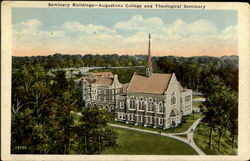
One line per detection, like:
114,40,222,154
1,1,250,161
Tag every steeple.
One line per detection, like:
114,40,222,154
146,34,153,77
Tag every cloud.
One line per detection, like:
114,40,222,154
114,15,165,34
60,21,117,35
12,16,237,57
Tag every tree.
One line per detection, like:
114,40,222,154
76,106,117,154
11,65,79,154
201,75,227,149
201,74,238,151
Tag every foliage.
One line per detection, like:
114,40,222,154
75,106,117,154
11,65,80,154
12,54,147,69
13,54,238,92
199,75,238,151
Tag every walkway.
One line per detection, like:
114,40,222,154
110,117,205,155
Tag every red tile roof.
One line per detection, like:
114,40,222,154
93,72,114,78
93,77,114,86
127,73,172,94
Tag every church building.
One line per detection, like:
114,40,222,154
77,34,193,129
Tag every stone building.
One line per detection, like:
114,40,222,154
77,34,193,129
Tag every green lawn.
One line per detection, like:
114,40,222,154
102,127,198,155
176,134,187,140
114,113,202,133
193,122,237,155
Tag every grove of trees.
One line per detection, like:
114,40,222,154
11,63,117,154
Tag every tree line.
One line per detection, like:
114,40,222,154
12,53,147,69
13,53,238,92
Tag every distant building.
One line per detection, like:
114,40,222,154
76,34,193,129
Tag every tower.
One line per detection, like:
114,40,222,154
146,34,153,77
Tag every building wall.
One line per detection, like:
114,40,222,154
162,73,182,129
181,90,193,116
83,75,123,112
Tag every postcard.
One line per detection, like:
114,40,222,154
1,1,250,161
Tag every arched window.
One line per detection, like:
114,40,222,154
130,99,136,109
133,100,136,109
171,92,177,105
142,102,146,110
159,102,163,113
139,101,142,110
138,97,144,111
148,101,154,112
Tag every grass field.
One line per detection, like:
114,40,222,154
115,113,202,134
102,127,198,155
194,122,237,155
176,134,188,139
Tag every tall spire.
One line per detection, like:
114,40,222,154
146,34,153,77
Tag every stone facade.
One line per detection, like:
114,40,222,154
76,35,193,129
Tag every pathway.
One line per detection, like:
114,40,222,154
110,117,205,155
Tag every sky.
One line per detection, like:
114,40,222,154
12,8,237,57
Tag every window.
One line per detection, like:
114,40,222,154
104,90,107,94
120,102,124,109
130,99,136,110
104,96,107,101
118,112,125,120
148,101,154,112
138,115,143,122
92,95,97,100
112,96,114,101
185,95,191,102
185,105,191,111
159,118,163,125
159,102,163,113
98,90,101,94
180,97,183,104
112,89,114,94
171,92,177,105
147,116,153,124
128,114,134,121
139,101,144,111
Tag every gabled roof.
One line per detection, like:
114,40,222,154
93,77,114,86
127,73,172,94
93,72,114,78
85,78,96,84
